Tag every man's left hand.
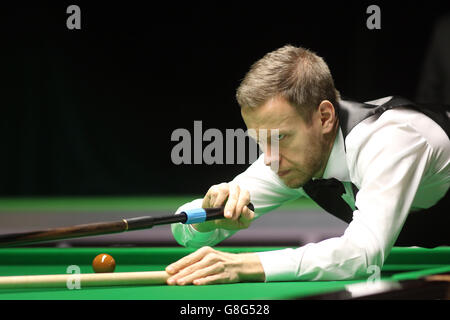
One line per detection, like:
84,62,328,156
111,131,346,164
165,246,265,285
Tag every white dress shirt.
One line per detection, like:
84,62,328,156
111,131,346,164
171,97,450,281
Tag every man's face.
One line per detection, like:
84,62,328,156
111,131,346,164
241,96,333,188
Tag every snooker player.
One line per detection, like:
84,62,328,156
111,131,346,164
166,45,450,286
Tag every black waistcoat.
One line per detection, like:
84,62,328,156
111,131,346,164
302,96,450,247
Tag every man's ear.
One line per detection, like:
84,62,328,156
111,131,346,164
318,100,337,133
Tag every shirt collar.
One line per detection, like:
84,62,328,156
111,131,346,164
316,127,350,182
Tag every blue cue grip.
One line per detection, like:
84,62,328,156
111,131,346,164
182,203,255,224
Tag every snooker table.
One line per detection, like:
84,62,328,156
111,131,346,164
0,246,449,300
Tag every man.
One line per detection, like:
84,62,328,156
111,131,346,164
165,45,450,286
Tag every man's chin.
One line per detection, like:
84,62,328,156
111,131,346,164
281,176,306,189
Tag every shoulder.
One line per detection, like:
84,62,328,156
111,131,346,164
345,109,430,174
379,108,448,151
348,106,447,150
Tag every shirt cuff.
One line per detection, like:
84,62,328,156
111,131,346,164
171,215,220,248
185,223,218,242
256,247,306,282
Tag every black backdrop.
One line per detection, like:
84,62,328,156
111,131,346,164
1,1,449,196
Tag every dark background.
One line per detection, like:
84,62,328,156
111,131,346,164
1,1,449,196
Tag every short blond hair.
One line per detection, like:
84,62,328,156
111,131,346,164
236,45,340,121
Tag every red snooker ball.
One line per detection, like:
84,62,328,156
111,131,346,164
92,253,116,273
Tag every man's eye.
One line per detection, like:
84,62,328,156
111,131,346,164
270,134,285,143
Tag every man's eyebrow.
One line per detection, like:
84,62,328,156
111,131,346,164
246,128,290,143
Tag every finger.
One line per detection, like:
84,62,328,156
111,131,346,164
235,190,251,221
165,246,212,275
206,186,219,208
213,183,230,208
168,253,216,281
173,261,224,286
202,191,212,208
193,273,230,286
224,183,240,220
205,183,228,209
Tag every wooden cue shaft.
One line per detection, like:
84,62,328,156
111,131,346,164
0,271,170,289
0,214,186,247
0,220,128,247
426,274,450,282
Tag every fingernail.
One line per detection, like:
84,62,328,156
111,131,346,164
225,211,232,218
167,278,175,285
166,266,174,273
177,280,185,285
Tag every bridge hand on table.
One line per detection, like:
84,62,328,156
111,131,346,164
165,246,265,286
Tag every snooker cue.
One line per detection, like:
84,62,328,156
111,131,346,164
0,271,170,289
0,203,254,247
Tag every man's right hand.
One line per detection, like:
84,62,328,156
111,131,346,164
193,182,255,232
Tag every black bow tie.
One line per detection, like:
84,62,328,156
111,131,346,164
303,178,358,223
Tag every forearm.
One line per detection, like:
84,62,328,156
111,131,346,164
256,233,375,282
